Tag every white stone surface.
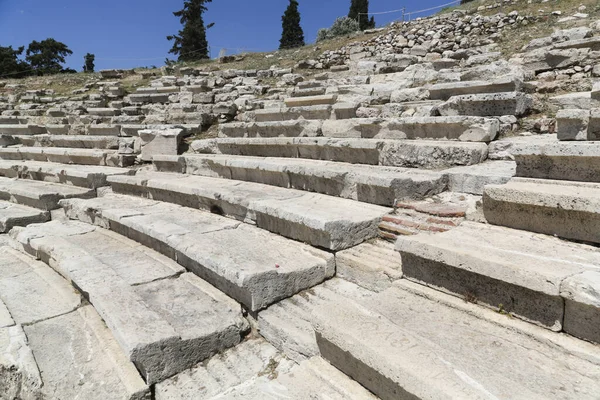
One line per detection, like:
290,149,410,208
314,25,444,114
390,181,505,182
60,193,335,312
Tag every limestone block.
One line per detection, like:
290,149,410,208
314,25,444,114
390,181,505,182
139,129,184,162
589,108,600,140
556,109,589,141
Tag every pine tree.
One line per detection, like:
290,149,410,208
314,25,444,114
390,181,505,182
279,0,305,50
348,0,375,31
167,0,213,61
83,53,95,73
25,38,73,75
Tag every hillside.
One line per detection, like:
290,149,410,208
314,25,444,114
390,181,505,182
2,0,600,399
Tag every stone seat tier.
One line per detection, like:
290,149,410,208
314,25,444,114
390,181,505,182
219,116,499,141
0,160,133,188
60,192,335,312
6,134,120,149
11,220,249,385
484,177,600,247
191,137,488,169
0,243,149,399
427,76,522,100
155,338,376,399
445,160,516,195
0,177,95,210
312,280,600,400
396,221,600,342
437,92,533,117
284,94,337,108
0,147,135,167
152,154,447,206
108,172,390,251
252,103,356,122
320,117,499,142
511,140,600,182
0,124,46,135
0,200,49,231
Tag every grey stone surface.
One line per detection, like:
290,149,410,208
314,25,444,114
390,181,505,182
556,109,590,141
191,137,488,168
155,338,290,399
219,120,322,138
484,177,600,245
60,193,335,312
321,116,499,142
0,177,95,210
0,200,49,232
198,356,377,399
438,92,533,117
511,140,600,182
0,146,135,167
11,220,249,384
258,278,373,363
0,160,133,188
108,172,389,251
397,221,600,330
313,280,600,400
9,134,120,149
336,239,402,292
0,324,43,400
24,306,150,399
445,160,516,195
0,246,81,325
284,94,337,107
428,77,521,100
153,154,447,206
561,270,600,344
138,128,184,162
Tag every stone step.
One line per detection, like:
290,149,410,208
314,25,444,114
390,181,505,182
0,245,149,399
0,160,133,188
11,220,249,385
438,92,533,117
8,134,121,149
0,124,46,135
291,87,327,97
428,77,522,100
254,105,333,122
284,94,337,107
257,278,374,363
86,124,122,136
396,221,600,342
86,108,121,117
321,116,499,142
155,338,287,399
219,120,322,138
108,172,390,251
60,193,335,312
445,160,516,195
484,177,600,245
153,154,447,206
313,280,600,400
0,147,135,167
194,356,377,399
335,239,403,292
191,137,488,169
512,140,600,182
0,177,95,210
0,200,49,231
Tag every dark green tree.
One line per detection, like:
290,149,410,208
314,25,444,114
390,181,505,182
348,0,375,31
25,38,73,75
0,45,30,78
83,53,95,72
279,0,305,50
167,0,213,61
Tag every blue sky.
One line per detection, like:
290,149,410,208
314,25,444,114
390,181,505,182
0,0,450,71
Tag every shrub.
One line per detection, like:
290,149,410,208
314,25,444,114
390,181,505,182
316,17,360,42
